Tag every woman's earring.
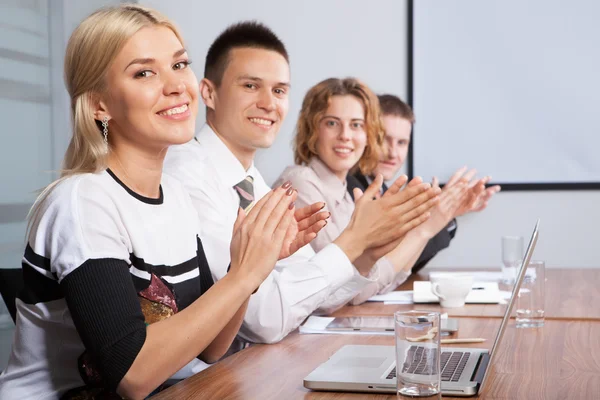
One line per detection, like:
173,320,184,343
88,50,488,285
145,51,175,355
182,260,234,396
102,116,109,154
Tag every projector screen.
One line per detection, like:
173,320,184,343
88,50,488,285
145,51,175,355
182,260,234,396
412,0,600,187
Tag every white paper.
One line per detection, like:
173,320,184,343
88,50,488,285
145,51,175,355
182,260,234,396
298,316,335,333
413,281,501,304
299,316,394,336
429,271,503,282
367,290,413,304
299,314,449,336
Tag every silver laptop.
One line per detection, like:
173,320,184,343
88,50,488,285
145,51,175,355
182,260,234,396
304,220,540,397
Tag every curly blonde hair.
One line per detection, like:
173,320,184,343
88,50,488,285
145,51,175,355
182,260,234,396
293,77,384,175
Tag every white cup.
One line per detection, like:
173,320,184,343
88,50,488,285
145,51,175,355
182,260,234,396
430,275,474,308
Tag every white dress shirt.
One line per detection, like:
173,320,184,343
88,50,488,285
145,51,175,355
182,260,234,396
276,157,411,305
163,124,378,344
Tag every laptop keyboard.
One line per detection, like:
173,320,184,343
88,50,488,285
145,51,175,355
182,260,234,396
386,346,471,382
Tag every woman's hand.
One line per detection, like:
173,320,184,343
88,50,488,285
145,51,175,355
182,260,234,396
277,200,329,260
334,174,440,268
229,181,296,290
355,174,441,248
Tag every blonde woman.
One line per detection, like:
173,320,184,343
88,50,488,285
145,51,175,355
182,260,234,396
276,78,463,304
0,5,297,399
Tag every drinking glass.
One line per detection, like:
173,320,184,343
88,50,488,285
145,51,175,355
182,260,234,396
501,236,524,284
394,311,441,399
516,260,545,328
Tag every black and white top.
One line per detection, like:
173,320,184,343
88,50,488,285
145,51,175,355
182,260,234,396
0,169,214,400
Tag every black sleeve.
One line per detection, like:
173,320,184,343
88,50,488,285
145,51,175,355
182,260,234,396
61,259,147,391
196,236,214,294
346,174,368,201
412,219,458,274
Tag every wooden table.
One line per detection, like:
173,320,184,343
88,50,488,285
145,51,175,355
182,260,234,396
153,319,600,400
152,269,600,399
332,269,600,321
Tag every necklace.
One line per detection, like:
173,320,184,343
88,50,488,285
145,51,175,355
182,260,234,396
111,155,159,198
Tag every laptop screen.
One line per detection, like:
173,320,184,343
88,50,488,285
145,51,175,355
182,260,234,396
478,219,540,395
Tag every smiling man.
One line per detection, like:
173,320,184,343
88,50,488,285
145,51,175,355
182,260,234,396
164,22,438,349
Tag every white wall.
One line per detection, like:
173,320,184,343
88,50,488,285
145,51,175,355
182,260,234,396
417,1,600,269
0,0,126,369
142,0,598,269
51,0,127,163
428,191,600,268
142,0,408,185
413,0,600,185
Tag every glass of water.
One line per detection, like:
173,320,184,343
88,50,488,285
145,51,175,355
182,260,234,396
501,236,524,284
394,311,441,399
516,260,545,328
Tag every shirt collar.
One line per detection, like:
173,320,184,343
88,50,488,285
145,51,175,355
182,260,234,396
194,124,257,188
308,157,349,203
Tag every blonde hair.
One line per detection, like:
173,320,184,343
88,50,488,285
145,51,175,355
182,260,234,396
28,4,182,227
293,77,384,175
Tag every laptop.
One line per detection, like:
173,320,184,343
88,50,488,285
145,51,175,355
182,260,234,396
304,220,540,397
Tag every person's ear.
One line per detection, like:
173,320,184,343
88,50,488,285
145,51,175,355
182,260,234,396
199,78,217,111
91,92,111,123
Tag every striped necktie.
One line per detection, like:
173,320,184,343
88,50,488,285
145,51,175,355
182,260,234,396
234,176,255,213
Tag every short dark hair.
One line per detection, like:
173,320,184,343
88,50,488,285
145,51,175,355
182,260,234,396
378,94,415,123
204,21,289,87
